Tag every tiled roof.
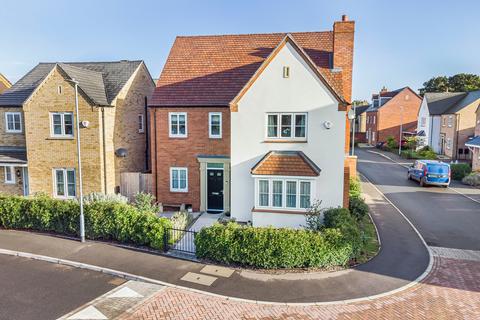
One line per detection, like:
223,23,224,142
424,91,480,115
150,32,344,107
0,61,142,107
0,146,27,164
251,151,320,176
466,136,480,148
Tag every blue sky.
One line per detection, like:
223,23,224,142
1,0,479,100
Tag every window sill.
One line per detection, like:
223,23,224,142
252,207,307,214
170,189,188,193
263,140,307,143
4,182,16,185
169,136,188,139
48,136,74,140
5,131,23,134
209,136,222,139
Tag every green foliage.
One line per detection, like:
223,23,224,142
349,197,369,221
349,177,361,199
304,200,324,231
170,211,194,230
401,146,437,160
404,137,417,150
462,172,480,186
420,73,480,95
0,194,172,250
450,163,472,181
133,192,158,214
195,222,353,269
83,192,128,205
386,136,398,150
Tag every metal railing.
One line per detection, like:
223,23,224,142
164,228,197,254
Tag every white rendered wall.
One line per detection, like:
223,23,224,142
417,98,430,148
230,42,346,224
252,212,308,229
431,116,441,153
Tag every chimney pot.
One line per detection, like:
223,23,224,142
342,14,348,22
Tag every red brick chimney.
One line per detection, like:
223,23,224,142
333,15,355,102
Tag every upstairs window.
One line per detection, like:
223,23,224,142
54,168,76,198
266,113,307,140
169,112,187,138
50,112,73,138
5,112,22,133
209,112,222,138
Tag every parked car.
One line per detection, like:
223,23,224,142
407,160,450,187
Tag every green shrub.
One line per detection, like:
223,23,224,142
83,192,128,205
195,222,353,269
401,149,437,160
133,192,158,214
462,172,480,186
450,163,472,180
386,136,398,150
349,177,361,199
170,211,193,230
0,194,172,250
349,197,369,221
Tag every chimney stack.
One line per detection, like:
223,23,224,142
333,15,355,102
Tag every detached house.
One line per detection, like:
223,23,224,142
417,91,480,160
149,16,355,228
365,87,422,145
0,61,154,197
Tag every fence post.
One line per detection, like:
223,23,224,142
163,229,169,252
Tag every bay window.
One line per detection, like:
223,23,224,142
266,113,307,140
255,177,313,210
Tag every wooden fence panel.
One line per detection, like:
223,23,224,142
120,172,153,201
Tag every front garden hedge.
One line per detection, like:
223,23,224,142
195,222,354,269
0,194,172,250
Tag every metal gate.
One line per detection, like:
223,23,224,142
164,228,197,254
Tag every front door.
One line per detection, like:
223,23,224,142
207,169,223,212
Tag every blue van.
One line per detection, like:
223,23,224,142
407,160,450,187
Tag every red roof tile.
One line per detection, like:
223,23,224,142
151,32,342,107
251,151,320,177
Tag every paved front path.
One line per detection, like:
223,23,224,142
0,174,428,303
60,249,480,319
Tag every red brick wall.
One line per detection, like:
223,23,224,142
365,111,378,144
150,107,230,211
343,166,350,208
377,88,422,143
333,17,355,154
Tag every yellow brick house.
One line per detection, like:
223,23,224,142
0,61,155,197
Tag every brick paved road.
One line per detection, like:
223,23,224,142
119,253,480,320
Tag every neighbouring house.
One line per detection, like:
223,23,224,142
417,91,480,160
351,104,369,143
466,105,480,171
0,73,12,94
0,61,155,197
149,16,355,228
365,87,422,145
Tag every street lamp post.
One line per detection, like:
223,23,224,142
398,105,403,156
68,78,85,242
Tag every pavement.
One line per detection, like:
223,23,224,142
0,172,429,304
0,254,121,320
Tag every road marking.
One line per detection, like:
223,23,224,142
430,246,480,262
107,286,143,298
67,306,107,320
365,149,480,205
181,272,217,286
200,265,234,278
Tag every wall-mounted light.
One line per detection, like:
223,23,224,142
324,121,333,129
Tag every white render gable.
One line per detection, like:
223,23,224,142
230,39,346,227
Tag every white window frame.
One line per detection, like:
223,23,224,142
448,115,453,128
170,167,188,192
168,112,187,138
4,166,15,184
53,168,76,198
265,113,307,141
5,112,22,133
138,114,145,133
253,176,315,211
50,112,74,138
208,112,222,139
372,131,376,141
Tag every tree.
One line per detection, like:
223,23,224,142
419,73,480,95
